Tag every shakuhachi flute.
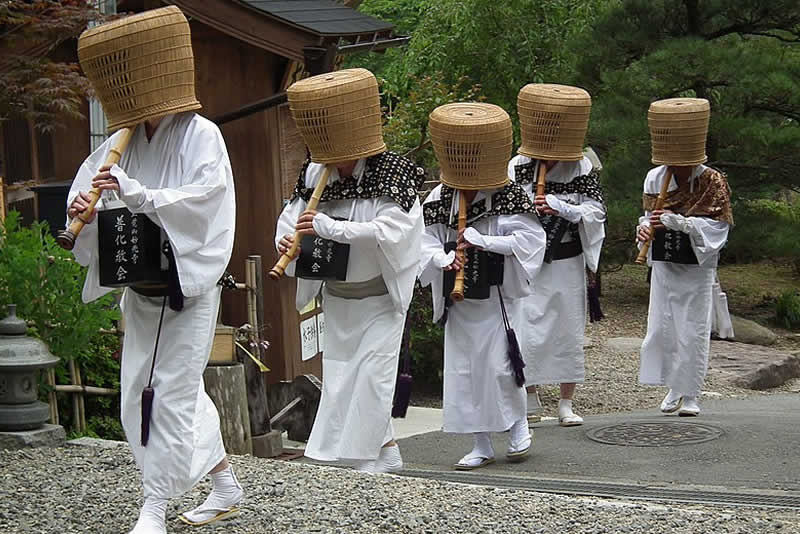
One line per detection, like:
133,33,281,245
269,165,332,280
450,190,468,302
57,127,135,250
536,160,548,198
635,167,674,265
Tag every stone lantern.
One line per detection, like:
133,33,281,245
0,304,59,431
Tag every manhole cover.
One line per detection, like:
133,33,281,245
586,421,723,447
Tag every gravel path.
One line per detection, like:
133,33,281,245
1,444,797,534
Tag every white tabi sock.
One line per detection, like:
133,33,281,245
129,497,168,534
352,459,376,473
375,444,404,474
558,399,581,419
472,432,495,459
179,466,243,525
665,389,682,404
508,417,532,453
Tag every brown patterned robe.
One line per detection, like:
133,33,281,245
643,167,734,226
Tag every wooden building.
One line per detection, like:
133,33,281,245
0,0,407,384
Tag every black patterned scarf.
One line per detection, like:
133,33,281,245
423,182,535,229
291,151,426,212
513,160,604,204
513,159,605,262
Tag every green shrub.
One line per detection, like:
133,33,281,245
724,198,800,267
775,290,800,330
0,211,121,436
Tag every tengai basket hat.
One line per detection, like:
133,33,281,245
287,68,385,164
517,84,591,161
428,103,513,190
78,6,201,133
648,98,710,166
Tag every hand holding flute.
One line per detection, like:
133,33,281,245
635,167,674,265
58,127,135,250
269,166,332,280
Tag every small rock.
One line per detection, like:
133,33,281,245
730,316,778,346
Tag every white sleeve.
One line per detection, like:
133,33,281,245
312,199,419,275
494,213,547,282
686,217,730,266
418,223,449,288
575,199,606,273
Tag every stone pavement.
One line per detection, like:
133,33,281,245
396,394,800,494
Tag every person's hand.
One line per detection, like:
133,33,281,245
456,227,480,252
278,234,295,255
295,209,318,236
67,192,97,223
90,165,119,193
636,225,652,244
535,194,559,216
649,209,672,229
444,251,464,271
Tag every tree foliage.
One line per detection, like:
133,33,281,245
574,0,800,262
0,0,102,131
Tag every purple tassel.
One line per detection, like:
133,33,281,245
392,373,413,418
505,328,526,387
141,386,154,446
588,285,604,323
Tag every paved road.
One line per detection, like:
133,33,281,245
397,394,800,492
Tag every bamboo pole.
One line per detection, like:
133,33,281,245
47,368,59,425
54,384,117,395
67,359,87,432
251,255,265,341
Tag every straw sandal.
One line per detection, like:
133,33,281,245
178,507,240,526
454,454,495,471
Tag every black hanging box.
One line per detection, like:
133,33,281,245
442,241,504,300
651,229,699,265
295,233,350,281
98,205,168,288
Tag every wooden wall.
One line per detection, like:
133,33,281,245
191,22,320,383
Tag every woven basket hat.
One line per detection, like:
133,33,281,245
78,6,201,133
287,68,385,164
429,103,513,190
648,98,710,165
517,84,591,161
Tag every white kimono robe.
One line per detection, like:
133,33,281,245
419,185,546,433
275,159,422,461
67,112,235,498
637,165,730,398
508,155,606,385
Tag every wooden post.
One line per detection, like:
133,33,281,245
203,363,253,455
242,256,281,457
0,176,6,223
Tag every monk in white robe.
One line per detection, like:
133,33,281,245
275,152,424,473
67,112,241,534
508,155,606,426
636,164,733,416
419,183,546,469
